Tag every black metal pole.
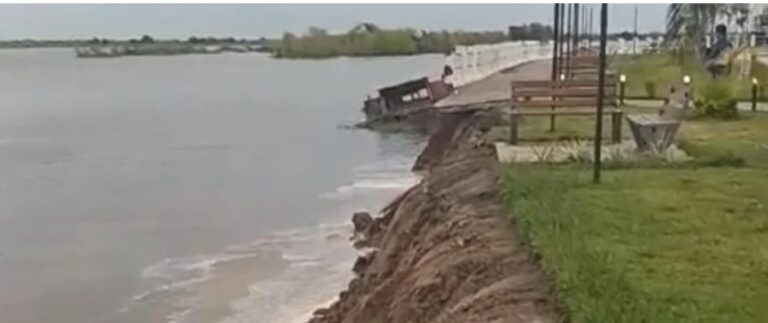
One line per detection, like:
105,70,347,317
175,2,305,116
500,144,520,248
551,3,561,132
594,3,608,184
753,80,758,112
565,4,572,78
552,3,560,82
588,7,595,48
558,3,566,78
620,81,625,105
582,5,588,45
573,3,580,56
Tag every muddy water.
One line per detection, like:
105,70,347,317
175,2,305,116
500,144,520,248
0,48,443,323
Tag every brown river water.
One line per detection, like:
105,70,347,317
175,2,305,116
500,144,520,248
0,48,443,323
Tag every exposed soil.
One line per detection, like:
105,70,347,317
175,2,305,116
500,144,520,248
309,110,560,323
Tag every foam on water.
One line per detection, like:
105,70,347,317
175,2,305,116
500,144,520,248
214,156,422,323
321,155,421,200
122,219,354,323
121,150,421,323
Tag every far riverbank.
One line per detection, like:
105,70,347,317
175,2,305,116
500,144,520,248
75,42,262,58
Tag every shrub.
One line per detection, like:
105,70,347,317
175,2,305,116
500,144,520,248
693,80,739,120
644,81,656,98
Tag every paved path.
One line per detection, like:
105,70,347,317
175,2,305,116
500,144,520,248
435,59,551,108
434,58,768,115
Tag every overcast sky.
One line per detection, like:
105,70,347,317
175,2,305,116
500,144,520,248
0,4,668,40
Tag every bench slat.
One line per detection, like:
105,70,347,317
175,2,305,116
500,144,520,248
512,79,617,88
626,114,680,126
512,99,617,108
513,108,621,116
513,88,617,98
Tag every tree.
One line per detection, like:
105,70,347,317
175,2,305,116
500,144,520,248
617,31,634,41
528,23,553,42
140,35,154,43
508,23,553,41
664,4,729,52
307,26,327,37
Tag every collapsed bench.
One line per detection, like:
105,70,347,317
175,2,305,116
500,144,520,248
509,76,622,144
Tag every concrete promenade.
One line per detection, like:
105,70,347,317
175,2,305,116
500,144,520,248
435,59,551,109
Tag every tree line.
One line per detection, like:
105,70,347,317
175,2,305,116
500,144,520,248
269,23,556,59
83,35,265,45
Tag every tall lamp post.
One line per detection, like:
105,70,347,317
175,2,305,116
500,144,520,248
593,3,608,184
552,3,561,84
573,3,580,56
551,4,561,132
565,4,572,78
558,3,566,77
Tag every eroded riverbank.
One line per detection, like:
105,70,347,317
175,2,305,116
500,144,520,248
309,110,559,323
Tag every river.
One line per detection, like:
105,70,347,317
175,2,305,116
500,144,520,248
0,48,444,323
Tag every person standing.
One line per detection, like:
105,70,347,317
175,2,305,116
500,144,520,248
705,24,733,78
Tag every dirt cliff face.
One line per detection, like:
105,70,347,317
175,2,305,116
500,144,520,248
310,111,558,323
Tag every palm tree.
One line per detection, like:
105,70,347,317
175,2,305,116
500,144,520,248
664,3,730,53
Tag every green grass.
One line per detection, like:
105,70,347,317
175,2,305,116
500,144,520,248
679,114,768,167
612,54,754,99
497,113,768,322
500,167,768,323
485,106,654,143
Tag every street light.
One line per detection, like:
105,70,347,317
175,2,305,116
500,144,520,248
682,75,692,102
619,74,627,105
560,73,566,81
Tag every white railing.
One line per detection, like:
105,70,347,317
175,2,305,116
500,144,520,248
606,37,664,56
446,37,664,87
446,40,553,87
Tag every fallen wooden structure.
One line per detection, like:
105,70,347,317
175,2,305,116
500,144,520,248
509,76,622,144
362,77,453,121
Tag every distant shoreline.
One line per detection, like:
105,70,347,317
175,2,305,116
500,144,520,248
0,38,269,58
74,43,263,58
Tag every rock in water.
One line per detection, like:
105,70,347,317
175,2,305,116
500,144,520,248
352,212,373,233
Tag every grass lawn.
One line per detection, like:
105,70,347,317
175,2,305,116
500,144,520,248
679,114,768,167
498,113,768,322
485,105,653,143
611,54,755,99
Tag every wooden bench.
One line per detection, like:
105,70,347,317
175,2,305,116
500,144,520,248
625,86,690,153
563,55,614,79
509,77,623,144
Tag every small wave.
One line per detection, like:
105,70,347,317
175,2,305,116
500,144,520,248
140,253,258,280
135,252,265,306
131,275,210,303
126,216,356,322
322,177,419,199
172,144,230,152
352,158,415,173
166,306,193,323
